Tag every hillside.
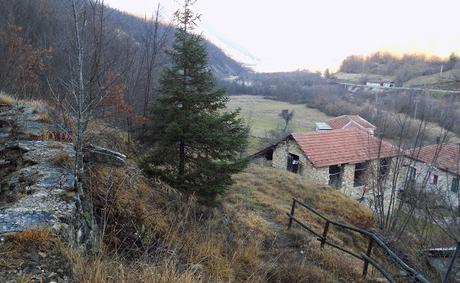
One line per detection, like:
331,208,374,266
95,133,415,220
335,70,460,91
337,51,460,89
403,69,460,89
0,0,249,103
104,4,250,79
0,96,396,282
333,72,395,84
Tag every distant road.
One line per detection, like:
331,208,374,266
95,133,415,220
334,81,460,94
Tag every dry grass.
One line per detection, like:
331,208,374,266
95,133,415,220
0,92,16,105
68,162,378,283
36,111,50,123
0,118,379,283
13,229,57,249
51,151,73,168
0,229,73,282
86,120,136,156
21,99,47,113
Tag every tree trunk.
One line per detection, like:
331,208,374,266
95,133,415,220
179,139,185,176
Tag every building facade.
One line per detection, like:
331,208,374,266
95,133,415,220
251,129,399,203
401,144,460,207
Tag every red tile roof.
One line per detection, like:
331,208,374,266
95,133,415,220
407,144,460,175
327,115,376,131
291,129,398,167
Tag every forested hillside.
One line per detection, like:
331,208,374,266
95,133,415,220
0,0,249,100
338,51,460,84
224,70,344,103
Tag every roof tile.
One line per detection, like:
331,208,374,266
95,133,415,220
407,144,460,175
292,129,398,167
327,115,376,131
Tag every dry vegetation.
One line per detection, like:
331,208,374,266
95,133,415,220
61,163,381,283
0,92,16,105
0,229,73,282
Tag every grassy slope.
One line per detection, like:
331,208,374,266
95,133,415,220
227,95,333,153
0,97,397,282
403,69,460,88
335,70,460,89
60,160,380,283
334,72,395,83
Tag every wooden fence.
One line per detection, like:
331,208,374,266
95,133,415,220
286,198,430,283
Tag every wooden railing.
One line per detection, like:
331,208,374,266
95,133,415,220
287,198,430,283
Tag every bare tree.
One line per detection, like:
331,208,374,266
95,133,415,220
51,0,135,250
279,109,294,132
139,4,170,138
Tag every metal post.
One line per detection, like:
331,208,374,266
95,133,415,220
320,221,330,248
287,199,296,229
363,237,374,277
443,242,460,283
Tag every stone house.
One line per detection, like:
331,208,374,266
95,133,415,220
402,143,460,207
326,115,376,135
251,129,398,200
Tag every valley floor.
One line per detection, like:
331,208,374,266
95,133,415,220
227,95,333,153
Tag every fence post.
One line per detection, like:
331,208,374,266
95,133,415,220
363,237,374,277
288,199,296,229
320,221,330,248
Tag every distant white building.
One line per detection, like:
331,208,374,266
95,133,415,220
366,82,395,88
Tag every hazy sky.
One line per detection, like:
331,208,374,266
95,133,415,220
105,0,460,72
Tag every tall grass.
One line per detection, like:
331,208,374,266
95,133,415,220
66,163,376,282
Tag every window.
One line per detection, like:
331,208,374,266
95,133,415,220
264,148,273,161
287,153,300,173
354,162,368,187
452,178,459,193
329,165,343,188
379,158,390,179
431,174,438,185
405,166,417,190
408,166,417,181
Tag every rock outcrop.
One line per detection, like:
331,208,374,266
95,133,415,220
84,144,127,167
0,102,81,245
0,99,130,282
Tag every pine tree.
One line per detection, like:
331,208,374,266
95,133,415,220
141,0,249,203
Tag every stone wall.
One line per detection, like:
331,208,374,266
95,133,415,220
270,139,403,207
0,102,82,242
399,157,459,207
340,163,358,195
0,100,129,250
272,139,329,186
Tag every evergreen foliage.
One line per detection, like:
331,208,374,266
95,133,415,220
141,0,249,202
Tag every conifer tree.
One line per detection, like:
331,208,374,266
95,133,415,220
142,0,249,202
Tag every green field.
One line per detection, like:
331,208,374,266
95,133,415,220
227,95,333,153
